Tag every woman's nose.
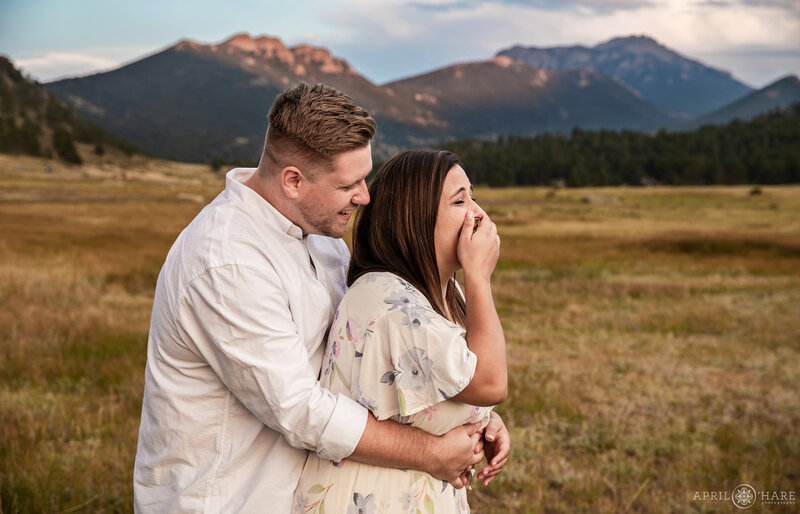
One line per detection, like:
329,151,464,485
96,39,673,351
469,198,485,218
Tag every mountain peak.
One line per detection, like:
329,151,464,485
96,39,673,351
220,33,289,55
594,34,668,54
771,74,800,86
175,39,204,51
600,34,659,46
496,34,753,115
290,45,354,75
491,55,519,68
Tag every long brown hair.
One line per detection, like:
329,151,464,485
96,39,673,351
348,149,467,327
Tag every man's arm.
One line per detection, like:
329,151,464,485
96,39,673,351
350,416,485,489
180,263,483,486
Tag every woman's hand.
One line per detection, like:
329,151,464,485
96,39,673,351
477,411,510,486
427,421,485,489
457,209,500,284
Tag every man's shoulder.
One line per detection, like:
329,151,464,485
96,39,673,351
164,192,285,282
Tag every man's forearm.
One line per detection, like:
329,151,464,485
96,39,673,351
348,415,484,489
348,415,432,471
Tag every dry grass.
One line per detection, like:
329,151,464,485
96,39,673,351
1,155,798,513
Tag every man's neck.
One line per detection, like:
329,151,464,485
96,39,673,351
242,169,302,229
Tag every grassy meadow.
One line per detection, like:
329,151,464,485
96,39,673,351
0,152,798,513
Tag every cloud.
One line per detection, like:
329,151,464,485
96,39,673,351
741,0,799,10
410,0,653,14
696,45,800,86
315,0,798,87
696,0,799,10
696,0,732,6
12,46,154,82
14,52,118,81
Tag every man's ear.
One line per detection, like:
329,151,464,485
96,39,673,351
280,166,304,199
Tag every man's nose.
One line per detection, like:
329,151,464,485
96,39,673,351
353,181,370,205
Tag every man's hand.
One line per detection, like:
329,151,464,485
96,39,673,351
427,422,485,489
477,411,510,486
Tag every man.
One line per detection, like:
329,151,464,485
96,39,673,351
134,83,509,512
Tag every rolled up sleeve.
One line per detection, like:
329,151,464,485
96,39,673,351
177,263,367,461
318,393,367,461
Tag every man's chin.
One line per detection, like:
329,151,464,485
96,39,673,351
317,223,348,239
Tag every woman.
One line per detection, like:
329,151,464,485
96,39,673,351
293,150,507,513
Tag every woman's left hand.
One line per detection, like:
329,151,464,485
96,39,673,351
477,411,510,486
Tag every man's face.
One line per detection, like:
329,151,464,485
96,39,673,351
297,144,372,238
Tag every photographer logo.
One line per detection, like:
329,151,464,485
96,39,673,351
732,484,756,509
693,483,795,509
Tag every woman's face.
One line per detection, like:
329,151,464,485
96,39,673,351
434,165,484,280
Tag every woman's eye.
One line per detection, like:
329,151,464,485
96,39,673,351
454,200,465,205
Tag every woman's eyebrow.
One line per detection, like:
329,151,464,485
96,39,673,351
449,187,467,199
449,185,474,199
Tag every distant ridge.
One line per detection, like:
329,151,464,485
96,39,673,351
497,35,753,116
687,75,800,128
384,56,670,137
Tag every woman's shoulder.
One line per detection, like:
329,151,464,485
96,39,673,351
348,271,431,308
342,271,436,324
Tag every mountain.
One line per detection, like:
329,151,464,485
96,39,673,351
44,33,787,164
46,34,440,162
384,56,670,137
687,75,800,128
497,35,753,117
45,34,673,163
0,56,138,163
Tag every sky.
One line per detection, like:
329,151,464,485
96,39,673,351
1,0,798,89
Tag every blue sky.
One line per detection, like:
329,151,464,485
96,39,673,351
1,0,798,88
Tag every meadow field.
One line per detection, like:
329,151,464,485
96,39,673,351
0,153,798,513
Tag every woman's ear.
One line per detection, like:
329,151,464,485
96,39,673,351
280,166,303,199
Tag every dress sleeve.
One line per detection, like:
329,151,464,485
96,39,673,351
358,301,477,420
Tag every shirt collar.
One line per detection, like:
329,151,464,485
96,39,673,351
225,168,305,240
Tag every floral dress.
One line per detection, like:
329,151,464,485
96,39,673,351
293,271,493,514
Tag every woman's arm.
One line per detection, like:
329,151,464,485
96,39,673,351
452,210,507,406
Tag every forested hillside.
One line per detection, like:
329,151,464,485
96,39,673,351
440,104,800,187
0,56,138,164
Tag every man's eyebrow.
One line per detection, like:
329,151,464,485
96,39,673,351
340,175,368,189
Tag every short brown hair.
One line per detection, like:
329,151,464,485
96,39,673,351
348,149,467,327
262,82,376,177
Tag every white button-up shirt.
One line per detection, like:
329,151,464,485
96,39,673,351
134,168,368,513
